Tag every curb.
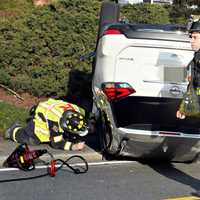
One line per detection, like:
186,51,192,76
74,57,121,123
0,137,103,167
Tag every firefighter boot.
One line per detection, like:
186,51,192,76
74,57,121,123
4,122,21,140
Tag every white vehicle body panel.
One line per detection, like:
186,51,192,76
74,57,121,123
92,23,200,162
93,35,194,98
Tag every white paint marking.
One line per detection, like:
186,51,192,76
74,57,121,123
0,160,137,172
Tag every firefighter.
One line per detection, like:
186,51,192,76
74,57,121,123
176,20,200,119
4,98,90,151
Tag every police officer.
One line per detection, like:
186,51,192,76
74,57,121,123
177,20,200,119
4,98,89,151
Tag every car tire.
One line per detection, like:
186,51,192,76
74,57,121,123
97,1,120,40
98,111,120,156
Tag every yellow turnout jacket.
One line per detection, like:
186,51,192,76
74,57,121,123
33,98,85,150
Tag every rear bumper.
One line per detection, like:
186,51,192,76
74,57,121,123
117,127,200,162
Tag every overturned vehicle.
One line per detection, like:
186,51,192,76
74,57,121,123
92,2,200,162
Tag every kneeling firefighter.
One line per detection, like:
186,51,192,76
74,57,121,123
4,98,91,151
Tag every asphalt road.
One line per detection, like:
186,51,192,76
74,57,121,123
0,161,200,200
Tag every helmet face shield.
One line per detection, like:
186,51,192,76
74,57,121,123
60,110,88,136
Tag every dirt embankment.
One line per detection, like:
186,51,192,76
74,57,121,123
0,88,47,108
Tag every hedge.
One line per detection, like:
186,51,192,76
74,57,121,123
0,0,100,100
0,0,197,100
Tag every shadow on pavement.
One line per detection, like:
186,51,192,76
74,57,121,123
147,162,200,197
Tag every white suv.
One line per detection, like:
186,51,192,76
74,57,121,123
92,2,200,162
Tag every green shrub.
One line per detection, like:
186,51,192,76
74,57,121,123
0,69,11,85
167,5,191,24
0,0,33,11
0,0,100,97
121,4,170,24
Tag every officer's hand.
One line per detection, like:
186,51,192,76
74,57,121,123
71,142,85,151
176,110,186,119
187,75,192,82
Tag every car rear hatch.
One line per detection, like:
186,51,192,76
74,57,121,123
108,24,200,133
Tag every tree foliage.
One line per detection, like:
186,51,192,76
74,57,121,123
121,3,170,24
167,4,191,24
173,0,200,6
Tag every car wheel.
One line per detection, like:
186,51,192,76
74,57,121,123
97,1,120,40
99,111,120,156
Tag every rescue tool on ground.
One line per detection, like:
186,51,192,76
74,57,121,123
0,143,88,183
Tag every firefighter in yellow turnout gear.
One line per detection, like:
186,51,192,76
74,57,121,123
4,99,89,151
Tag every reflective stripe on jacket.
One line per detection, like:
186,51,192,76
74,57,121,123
33,98,85,142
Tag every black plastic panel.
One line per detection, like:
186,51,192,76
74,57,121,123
111,96,200,133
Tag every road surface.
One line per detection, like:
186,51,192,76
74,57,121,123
0,161,200,200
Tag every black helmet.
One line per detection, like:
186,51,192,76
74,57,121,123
60,110,88,136
189,20,200,33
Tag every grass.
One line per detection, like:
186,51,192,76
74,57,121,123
0,0,33,11
0,0,34,18
0,101,29,136
0,0,35,135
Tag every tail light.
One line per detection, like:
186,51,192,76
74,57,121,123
104,28,122,35
102,82,135,102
